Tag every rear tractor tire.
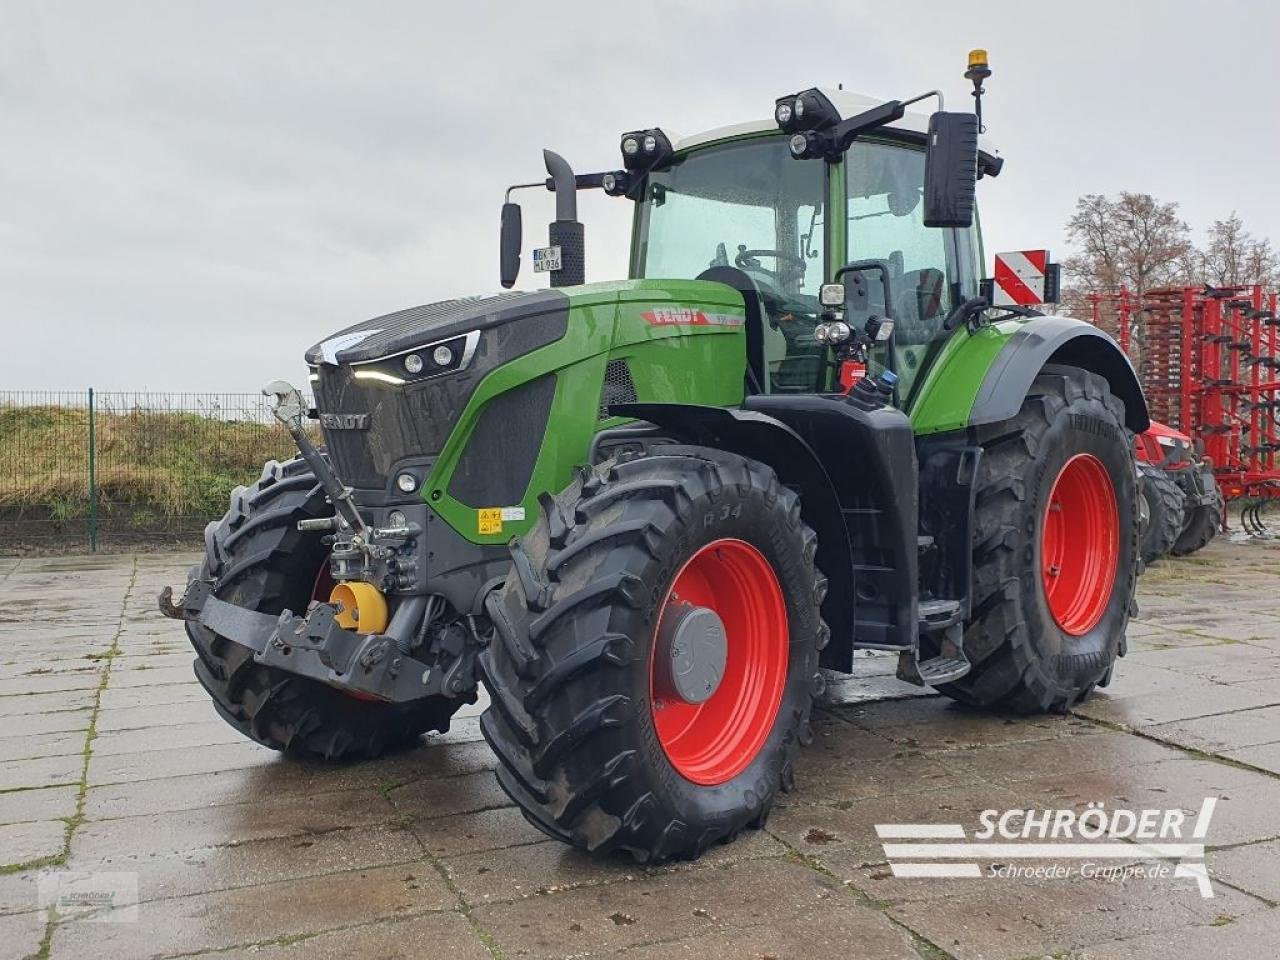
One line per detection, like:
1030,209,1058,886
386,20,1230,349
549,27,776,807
186,456,470,761
478,447,828,862
1138,464,1186,565
935,365,1139,713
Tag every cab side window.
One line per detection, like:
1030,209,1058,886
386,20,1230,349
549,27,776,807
846,141,953,397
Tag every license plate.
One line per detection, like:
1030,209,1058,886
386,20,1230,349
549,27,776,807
532,246,562,273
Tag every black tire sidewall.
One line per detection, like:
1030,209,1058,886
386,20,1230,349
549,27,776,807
1022,406,1135,694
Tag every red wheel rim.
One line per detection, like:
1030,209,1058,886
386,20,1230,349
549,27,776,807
649,538,789,786
311,556,335,604
1041,454,1120,635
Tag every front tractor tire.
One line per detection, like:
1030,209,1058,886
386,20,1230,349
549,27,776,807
186,457,469,760
479,447,828,862
937,365,1139,713
1139,464,1187,565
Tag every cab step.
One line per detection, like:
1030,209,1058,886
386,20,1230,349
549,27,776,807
897,621,971,687
918,599,962,630
915,655,971,685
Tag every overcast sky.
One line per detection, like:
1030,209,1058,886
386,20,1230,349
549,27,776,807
3,0,1277,393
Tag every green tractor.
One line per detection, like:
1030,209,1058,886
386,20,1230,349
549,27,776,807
162,52,1146,862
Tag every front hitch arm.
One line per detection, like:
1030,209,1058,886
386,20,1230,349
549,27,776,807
261,379,369,538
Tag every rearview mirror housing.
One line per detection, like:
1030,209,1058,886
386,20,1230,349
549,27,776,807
500,201,522,289
923,112,979,228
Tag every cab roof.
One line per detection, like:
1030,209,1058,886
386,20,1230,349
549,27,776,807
667,87,1000,159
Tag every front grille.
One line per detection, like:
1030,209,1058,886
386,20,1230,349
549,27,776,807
314,365,464,488
599,359,638,419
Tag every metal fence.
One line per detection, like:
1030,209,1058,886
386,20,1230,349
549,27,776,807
0,390,311,552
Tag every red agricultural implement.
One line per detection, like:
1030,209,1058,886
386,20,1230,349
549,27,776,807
1090,285,1280,536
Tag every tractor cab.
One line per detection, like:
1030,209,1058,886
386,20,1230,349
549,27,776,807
627,92,995,403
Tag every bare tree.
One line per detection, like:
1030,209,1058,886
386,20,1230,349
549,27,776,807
1183,213,1280,289
1064,192,1191,300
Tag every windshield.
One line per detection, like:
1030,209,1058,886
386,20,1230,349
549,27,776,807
635,137,828,393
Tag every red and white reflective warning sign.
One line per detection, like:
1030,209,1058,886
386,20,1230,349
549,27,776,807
992,250,1053,306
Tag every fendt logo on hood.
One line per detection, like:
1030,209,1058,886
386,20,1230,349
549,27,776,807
319,413,370,430
640,308,744,327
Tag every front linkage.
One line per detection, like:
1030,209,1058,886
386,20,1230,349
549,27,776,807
160,380,483,705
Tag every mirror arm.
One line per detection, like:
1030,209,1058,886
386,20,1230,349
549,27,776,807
901,89,945,111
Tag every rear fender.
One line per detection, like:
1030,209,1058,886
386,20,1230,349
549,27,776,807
910,315,1150,435
973,317,1150,432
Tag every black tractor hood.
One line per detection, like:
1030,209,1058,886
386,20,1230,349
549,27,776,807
305,289,569,366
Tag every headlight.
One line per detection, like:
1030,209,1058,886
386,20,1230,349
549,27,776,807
622,137,639,156
350,330,479,385
825,321,852,344
813,323,830,344
395,473,417,494
775,102,792,125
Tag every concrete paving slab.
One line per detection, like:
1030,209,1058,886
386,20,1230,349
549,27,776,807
48,863,454,959
1145,704,1280,753
73,787,397,860
0,784,78,825
0,690,96,718
443,829,783,906
0,731,85,764
471,857,892,960
186,912,491,960
0,819,65,867
0,910,45,960
0,754,83,791
1208,839,1280,904
1072,908,1280,960
885,872,1269,960
74,823,427,905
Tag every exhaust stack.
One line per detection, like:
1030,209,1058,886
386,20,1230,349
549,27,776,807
543,150,585,287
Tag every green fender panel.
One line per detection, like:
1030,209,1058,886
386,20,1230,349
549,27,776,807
909,314,1149,435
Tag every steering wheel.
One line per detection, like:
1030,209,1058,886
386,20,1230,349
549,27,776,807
734,247,808,285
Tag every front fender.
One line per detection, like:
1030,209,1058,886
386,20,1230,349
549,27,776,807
910,315,1150,435
610,402,858,670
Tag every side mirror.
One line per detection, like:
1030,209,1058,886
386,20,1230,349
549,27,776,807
834,259,897,342
500,202,522,289
922,112,979,228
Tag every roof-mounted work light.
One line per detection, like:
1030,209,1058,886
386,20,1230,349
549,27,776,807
773,88,841,134
620,128,674,172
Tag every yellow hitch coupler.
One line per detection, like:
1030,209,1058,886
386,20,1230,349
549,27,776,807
329,581,389,634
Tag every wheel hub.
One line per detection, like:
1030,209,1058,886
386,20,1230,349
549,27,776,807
655,601,728,705
649,538,789,786
1041,453,1120,636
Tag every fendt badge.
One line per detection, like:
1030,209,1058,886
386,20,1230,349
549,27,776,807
320,413,371,430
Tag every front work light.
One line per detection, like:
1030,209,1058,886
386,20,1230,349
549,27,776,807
819,283,846,307
773,88,841,134
620,128,673,171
